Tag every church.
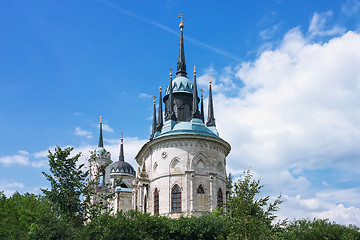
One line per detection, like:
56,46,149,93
89,15,232,217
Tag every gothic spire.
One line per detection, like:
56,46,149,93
176,14,187,77
192,65,201,119
119,133,124,161
200,89,205,123
206,77,216,127
165,69,177,121
157,87,163,131
98,115,104,147
152,96,157,137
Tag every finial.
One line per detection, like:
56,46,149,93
178,14,185,29
99,115,103,124
209,75,212,85
194,65,196,74
169,68,173,77
153,95,156,104
159,86,162,91
121,132,123,142
201,89,204,97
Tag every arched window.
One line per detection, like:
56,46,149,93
154,188,159,215
197,185,205,194
120,183,128,188
217,188,223,208
171,184,181,213
170,158,181,172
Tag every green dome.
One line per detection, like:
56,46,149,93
165,76,193,95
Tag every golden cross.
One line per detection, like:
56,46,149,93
201,89,204,97
153,95,156,103
209,75,212,84
169,68,173,76
99,115,103,124
194,65,196,74
178,14,186,23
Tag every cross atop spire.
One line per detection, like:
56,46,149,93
178,14,186,28
99,115,103,124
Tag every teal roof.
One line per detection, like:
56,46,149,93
154,118,219,139
165,76,193,95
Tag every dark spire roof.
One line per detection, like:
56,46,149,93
192,66,201,119
151,96,157,138
206,77,216,127
176,14,187,77
157,87,163,131
200,89,205,123
119,133,124,161
165,69,177,121
98,116,104,147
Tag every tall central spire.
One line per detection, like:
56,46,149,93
176,14,187,77
98,115,104,147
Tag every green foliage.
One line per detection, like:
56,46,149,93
41,146,88,224
224,170,285,240
78,211,226,240
0,191,51,240
281,218,360,240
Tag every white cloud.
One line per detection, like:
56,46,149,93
74,127,93,139
31,160,48,168
0,151,30,166
210,29,360,225
279,193,360,226
259,22,282,40
0,181,25,196
139,93,152,98
341,0,360,16
18,150,29,156
308,11,345,38
34,149,49,159
102,123,114,133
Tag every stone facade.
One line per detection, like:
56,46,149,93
132,134,231,217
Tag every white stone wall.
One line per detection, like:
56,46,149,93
134,135,231,217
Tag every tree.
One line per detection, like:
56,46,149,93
41,146,88,224
281,218,360,240
224,170,285,240
0,192,51,240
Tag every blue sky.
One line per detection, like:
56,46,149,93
1,0,360,225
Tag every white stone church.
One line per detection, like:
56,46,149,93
89,16,232,217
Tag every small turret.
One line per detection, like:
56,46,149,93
200,89,205,123
151,96,157,138
98,115,104,147
165,69,177,121
192,65,201,119
119,133,124,161
157,87,163,131
206,76,216,127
